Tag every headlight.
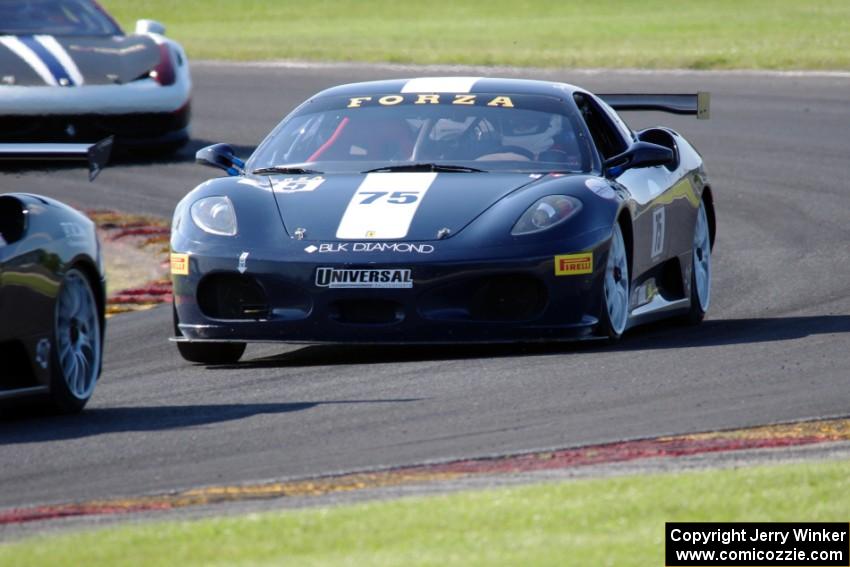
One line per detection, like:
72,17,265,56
190,196,237,236
511,195,582,236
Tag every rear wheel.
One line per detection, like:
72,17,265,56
683,199,712,325
597,223,630,340
49,268,102,413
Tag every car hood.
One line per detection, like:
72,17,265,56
0,34,159,86
270,171,540,241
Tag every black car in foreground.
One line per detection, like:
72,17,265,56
0,139,109,412
171,77,714,364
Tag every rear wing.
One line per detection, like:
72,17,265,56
598,92,710,119
0,136,114,181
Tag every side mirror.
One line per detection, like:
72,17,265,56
196,144,245,176
135,19,166,35
604,141,674,177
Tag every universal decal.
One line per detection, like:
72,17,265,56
336,172,437,239
554,252,593,276
315,268,413,289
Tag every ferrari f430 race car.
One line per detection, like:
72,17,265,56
0,0,191,150
0,139,109,412
171,77,714,364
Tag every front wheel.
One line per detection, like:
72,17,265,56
597,223,630,340
173,303,245,364
49,268,102,413
683,199,712,325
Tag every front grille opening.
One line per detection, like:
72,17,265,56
330,299,404,325
470,275,547,322
197,274,269,320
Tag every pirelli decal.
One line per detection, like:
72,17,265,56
554,252,593,276
170,253,189,276
347,94,514,108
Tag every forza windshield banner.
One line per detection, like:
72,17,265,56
665,522,849,566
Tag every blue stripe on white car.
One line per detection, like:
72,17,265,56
0,35,83,86
34,35,84,86
0,35,58,85
17,35,76,86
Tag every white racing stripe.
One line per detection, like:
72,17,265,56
0,35,57,86
336,172,438,239
401,77,480,93
35,35,85,86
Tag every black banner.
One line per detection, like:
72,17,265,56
666,522,849,566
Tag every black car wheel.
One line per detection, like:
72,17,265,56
49,268,102,413
683,199,712,325
173,302,245,364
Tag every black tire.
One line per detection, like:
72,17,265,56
596,223,630,341
598,304,623,341
682,272,707,326
682,199,712,326
176,341,246,364
48,268,103,413
173,301,245,364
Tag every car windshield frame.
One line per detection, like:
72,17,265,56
247,93,601,175
0,0,122,37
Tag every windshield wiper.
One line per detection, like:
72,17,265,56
252,166,323,175
362,163,485,174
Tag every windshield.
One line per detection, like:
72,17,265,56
249,93,598,174
0,0,121,36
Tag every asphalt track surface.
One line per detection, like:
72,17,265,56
1,64,849,511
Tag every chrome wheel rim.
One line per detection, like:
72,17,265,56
604,224,629,335
693,201,712,312
55,269,101,399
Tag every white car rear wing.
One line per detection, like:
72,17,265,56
598,92,710,119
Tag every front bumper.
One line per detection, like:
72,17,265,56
0,108,190,146
172,234,613,344
0,80,191,145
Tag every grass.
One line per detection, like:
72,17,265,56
2,458,848,566
101,0,850,70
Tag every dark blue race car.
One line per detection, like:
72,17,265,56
170,77,715,364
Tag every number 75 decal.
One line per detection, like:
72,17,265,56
359,191,420,205
337,172,438,239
